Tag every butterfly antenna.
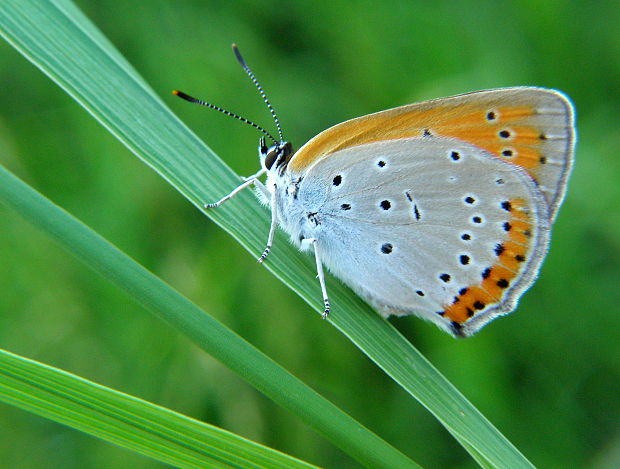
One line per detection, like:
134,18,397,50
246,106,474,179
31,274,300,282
232,43,285,143
172,90,278,144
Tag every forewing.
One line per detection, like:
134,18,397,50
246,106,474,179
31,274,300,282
290,87,574,222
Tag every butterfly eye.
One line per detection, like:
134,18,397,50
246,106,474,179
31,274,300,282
263,142,293,171
264,149,279,170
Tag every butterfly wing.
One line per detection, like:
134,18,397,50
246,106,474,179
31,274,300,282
289,87,575,222
287,88,574,336
295,137,548,336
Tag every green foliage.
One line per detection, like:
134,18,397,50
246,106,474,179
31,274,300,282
0,0,618,468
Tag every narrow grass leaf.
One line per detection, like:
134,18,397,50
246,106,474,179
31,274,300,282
0,348,321,469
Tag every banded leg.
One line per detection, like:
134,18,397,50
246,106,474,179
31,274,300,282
303,238,330,319
258,188,277,263
204,169,266,209
242,167,267,182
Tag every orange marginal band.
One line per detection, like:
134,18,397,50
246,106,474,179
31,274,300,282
442,198,532,324
289,97,545,182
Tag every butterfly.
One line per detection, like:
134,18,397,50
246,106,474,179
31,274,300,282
174,45,575,337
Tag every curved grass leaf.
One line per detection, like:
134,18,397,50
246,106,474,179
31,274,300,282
0,348,320,469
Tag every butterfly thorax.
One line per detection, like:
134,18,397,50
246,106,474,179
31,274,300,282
266,166,323,251
259,138,327,250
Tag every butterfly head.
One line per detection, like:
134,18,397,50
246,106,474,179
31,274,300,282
259,137,293,173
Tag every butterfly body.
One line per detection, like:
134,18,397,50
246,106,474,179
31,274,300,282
175,65,575,338
258,87,574,336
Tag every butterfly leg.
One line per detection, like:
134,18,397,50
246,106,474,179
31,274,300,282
302,238,330,319
242,168,267,182
258,188,277,263
204,169,267,209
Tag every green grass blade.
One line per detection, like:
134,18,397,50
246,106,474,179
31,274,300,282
0,348,320,469
0,0,533,467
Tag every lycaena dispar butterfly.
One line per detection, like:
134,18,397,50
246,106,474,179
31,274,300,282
173,45,575,337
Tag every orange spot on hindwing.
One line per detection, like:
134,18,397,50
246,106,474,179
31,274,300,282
442,198,532,325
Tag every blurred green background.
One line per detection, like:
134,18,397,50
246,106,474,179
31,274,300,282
1,0,619,467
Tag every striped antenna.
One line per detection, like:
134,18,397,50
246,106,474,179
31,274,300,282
232,44,284,142
172,90,278,144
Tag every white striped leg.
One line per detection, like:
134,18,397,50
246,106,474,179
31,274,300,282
258,188,277,263
204,169,266,209
302,238,330,319
242,168,267,182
